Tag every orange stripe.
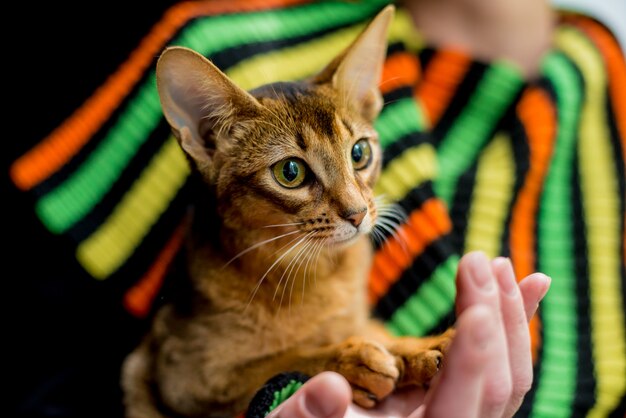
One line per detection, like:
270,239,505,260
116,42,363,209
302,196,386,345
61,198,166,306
415,50,471,125
10,0,310,191
565,15,626,164
368,199,452,305
510,87,557,362
380,52,421,94
123,220,188,318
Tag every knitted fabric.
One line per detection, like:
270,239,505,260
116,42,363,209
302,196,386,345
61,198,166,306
10,1,626,416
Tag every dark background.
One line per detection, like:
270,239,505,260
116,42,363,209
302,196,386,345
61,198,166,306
7,3,177,417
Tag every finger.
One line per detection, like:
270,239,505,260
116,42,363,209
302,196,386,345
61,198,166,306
417,305,496,418
518,272,551,322
491,258,534,417
455,252,512,418
267,372,351,418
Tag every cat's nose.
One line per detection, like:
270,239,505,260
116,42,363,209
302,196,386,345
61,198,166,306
344,208,367,228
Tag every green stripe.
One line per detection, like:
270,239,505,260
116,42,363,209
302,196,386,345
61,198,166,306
385,255,458,337
35,0,390,234
530,52,582,418
434,63,523,206
375,97,426,149
268,379,304,414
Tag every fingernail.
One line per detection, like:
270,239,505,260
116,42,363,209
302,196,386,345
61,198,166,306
469,252,494,290
538,274,551,302
493,257,517,296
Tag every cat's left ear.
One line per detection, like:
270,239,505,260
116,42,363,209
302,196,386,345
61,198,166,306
315,5,394,121
156,47,262,173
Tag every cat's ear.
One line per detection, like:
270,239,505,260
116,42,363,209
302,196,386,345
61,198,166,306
314,5,394,121
156,47,261,169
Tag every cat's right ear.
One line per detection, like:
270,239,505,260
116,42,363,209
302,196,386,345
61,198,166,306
156,47,261,170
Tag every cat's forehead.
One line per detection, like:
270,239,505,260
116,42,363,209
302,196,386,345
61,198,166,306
249,81,357,145
250,81,316,102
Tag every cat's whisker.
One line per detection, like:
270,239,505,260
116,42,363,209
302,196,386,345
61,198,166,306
262,222,305,229
374,218,410,255
276,235,315,314
223,229,302,269
273,231,316,304
370,226,385,246
380,205,406,217
376,211,407,229
383,98,403,106
245,232,311,311
287,236,317,315
375,198,407,223
313,237,329,288
378,75,404,89
301,235,323,304
374,200,409,249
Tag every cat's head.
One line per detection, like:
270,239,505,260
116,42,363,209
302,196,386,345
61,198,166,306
156,6,393,247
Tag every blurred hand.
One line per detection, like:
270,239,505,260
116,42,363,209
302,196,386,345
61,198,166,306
267,252,550,418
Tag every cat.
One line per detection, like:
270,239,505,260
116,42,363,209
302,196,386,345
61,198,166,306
121,6,453,418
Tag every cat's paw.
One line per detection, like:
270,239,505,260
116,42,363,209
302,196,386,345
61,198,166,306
330,336,399,408
389,328,456,388
394,347,443,387
432,327,456,356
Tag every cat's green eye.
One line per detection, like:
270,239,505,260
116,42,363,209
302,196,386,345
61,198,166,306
272,158,307,188
351,139,372,170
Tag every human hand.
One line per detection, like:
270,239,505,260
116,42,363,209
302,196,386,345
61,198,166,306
266,252,550,418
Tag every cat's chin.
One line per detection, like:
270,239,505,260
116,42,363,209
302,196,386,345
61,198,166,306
329,233,363,249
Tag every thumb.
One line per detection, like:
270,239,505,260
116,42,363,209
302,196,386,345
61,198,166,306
267,372,351,418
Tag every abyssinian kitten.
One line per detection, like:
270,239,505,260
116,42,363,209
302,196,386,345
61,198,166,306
122,6,453,417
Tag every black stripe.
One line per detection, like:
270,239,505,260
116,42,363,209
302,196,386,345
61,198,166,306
571,144,597,416
372,234,456,320
66,120,173,242
417,47,436,71
382,131,433,168
372,182,436,250
386,41,409,58
533,77,558,265
382,85,414,110
500,110,531,258
607,393,626,417
424,309,456,337
448,160,478,253
429,60,487,146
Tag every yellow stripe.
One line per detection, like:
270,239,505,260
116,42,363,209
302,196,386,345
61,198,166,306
556,28,626,417
463,133,515,257
76,139,189,278
374,143,437,202
228,10,422,89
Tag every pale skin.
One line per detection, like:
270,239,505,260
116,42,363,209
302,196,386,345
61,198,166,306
268,252,551,418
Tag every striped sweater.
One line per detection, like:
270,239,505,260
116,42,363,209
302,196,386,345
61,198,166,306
10,1,626,416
